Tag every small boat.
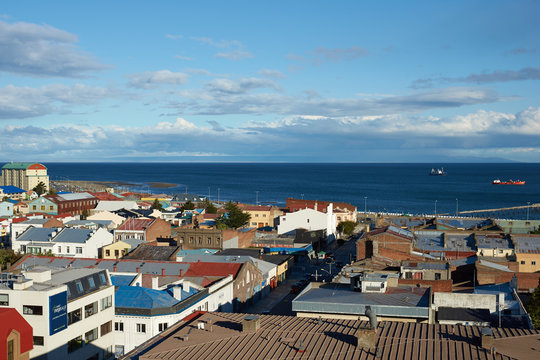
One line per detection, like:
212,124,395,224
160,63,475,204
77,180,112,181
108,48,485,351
492,179,525,185
429,168,447,176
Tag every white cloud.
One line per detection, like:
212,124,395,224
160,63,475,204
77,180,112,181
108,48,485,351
0,20,110,77
205,77,280,94
258,69,285,79
165,34,183,40
214,50,253,60
127,70,189,89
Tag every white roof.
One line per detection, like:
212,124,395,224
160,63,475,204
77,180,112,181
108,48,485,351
94,201,139,211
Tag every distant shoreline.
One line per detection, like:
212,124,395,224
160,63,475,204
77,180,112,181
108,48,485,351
51,180,178,192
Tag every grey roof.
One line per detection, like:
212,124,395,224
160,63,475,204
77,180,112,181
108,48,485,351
414,231,476,252
65,219,112,228
16,227,58,242
511,235,540,254
476,234,512,250
58,192,96,201
53,228,93,244
401,261,448,270
437,307,491,322
22,218,50,225
386,226,414,240
124,245,180,261
292,284,430,318
123,237,145,248
177,254,276,276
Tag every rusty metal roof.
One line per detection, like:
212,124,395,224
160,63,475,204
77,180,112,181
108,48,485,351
128,312,539,360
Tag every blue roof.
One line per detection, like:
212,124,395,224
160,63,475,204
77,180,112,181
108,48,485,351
0,185,26,194
53,228,93,243
111,275,137,287
115,286,180,309
16,227,57,242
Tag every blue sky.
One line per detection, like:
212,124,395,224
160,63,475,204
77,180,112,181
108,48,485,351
1,0,539,162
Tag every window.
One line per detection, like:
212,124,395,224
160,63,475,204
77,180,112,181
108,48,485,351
33,336,44,346
58,246,62,253
85,301,98,318
76,247,82,254
521,260,526,265
207,237,212,244
76,281,83,293
68,336,83,353
88,277,95,288
85,327,98,343
99,273,107,284
33,205,37,210
23,305,43,315
0,293,8,305
533,261,537,265
115,322,124,332
159,323,168,332
435,273,441,280
41,205,45,211
103,345,114,359
49,206,54,211
136,323,146,333
100,295,112,310
105,249,110,257
68,308,82,325
101,321,112,336
7,339,13,360
114,249,119,257
66,246,70,253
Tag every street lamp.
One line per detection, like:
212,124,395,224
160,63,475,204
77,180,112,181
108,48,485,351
527,202,531,221
434,200,438,216
364,196,368,216
218,188,220,203
456,198,459,216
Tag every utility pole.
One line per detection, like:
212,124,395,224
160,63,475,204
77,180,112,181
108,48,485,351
527,202,531,221
456,198,459,216
218,188,220,203
434,200,437,216
364,196,367,218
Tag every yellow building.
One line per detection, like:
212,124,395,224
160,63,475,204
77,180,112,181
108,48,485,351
241,205,283,228
512,234,540,272
102,238,144,259
1,162,49,191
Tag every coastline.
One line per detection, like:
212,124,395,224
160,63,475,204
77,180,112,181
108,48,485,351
51,180,178,193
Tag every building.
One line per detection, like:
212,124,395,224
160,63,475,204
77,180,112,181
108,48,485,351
277,203,336,241
13,227,114,258
113,275,233,356
0,201,14,218
101,238,145,260
357,226,417,263
28,192,98,216
0,186,27,201
114,218,171,243
119,312,540,360
476,234,514,258
0,308,33,360
173,228,255,250
286,197,357,222
1,163,49,192
0,267,115,360
239,205,283,228
511,234,540,272
400,261,451,281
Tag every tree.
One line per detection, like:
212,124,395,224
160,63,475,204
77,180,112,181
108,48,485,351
215,201,251,229
33,181,47,196
152,198,163,211
0,249,20,270
181,200,195,212
527,280,540,329
337,221,356,236
201,198,218,214
81,208,89,220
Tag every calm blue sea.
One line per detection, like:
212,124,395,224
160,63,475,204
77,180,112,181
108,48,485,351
44,163,540,219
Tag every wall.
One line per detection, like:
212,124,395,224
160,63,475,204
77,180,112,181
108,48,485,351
145,218,171,242
516,253,540,273
432,292,498,313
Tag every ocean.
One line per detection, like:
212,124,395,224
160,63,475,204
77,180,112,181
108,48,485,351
44,163,540,219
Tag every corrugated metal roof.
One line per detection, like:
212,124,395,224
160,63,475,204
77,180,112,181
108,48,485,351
16,227,57,242
129,312,538,360
53,228,93,243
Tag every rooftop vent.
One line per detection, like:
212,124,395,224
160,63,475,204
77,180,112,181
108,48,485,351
242,315,260,332
356,307,378,348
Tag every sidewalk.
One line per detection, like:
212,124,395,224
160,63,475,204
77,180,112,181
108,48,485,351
246,274,302,314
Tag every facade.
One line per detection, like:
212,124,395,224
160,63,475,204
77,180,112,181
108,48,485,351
400,261,451,281
0,201,14,217
0,267,115,360
286,197,357,219
0,186,27,201
174,228,255,250
357,226,416,263
1,163,49,192
0,308,33,360
277,204,337,241
29,193,98,216
512,234,540,272
240,205,283,228
114,218,171,243
102,238,144,260
13,227,114,258
476,234,514,257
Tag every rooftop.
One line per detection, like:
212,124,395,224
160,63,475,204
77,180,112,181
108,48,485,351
126,312,540,360
117,218,154,231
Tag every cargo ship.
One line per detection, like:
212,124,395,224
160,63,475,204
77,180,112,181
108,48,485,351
492,179,525,185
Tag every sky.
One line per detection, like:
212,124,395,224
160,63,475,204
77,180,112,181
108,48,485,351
0,0,539,163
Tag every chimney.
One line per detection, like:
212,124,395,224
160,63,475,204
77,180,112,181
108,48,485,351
152,277,159,290
180,269,184,276
113,266,117,272
162,268,165,276
356,307,378,349
173,286,182,300
242,315,260,332
183,281,190,293
136,267,140,273
480,327,494,349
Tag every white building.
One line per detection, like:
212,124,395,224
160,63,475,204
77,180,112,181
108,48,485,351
87,210,126,228
113,274,233,356
1,162,49,191
277,203,337,240
13,227,114,258
0,266,115,360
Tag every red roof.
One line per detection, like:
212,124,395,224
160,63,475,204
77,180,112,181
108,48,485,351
28,163,46,170
0,308,33,355
183,261,242,278
11,217,28,223
90,192,123,201
286,198,356,212
118,218,153,231
241,205,272,212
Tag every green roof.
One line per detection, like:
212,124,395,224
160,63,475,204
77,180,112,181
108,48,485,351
2,162,45,170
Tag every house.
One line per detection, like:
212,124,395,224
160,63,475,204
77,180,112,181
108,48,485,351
10,217,63,243
28,192,98,216
0,267,115,360
87,210,126,228
277,203,337,242
0,185,27,201
400,260,451,281
0,308,33,360
93,200,139,213
13,227,114,258
173,228,255,250
476,233,514,257
356,226,418,264
0,201,13,217
286,197,357,223
0,162,49,192
114,218,171,243
239,204,283,228
511,234,540,272
101,238,145,260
